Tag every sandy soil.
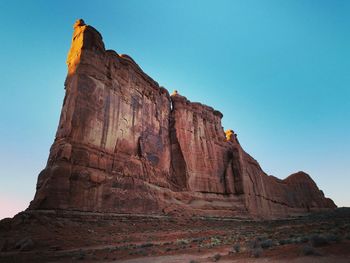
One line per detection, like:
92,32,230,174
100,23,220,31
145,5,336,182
0,208,349,262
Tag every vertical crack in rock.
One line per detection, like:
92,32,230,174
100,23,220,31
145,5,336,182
100,88,111,149
169,108,188,190
231,149,244,195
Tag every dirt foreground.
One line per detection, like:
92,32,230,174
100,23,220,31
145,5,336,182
0,208,349,262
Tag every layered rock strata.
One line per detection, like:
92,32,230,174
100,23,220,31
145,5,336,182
29,19,336,218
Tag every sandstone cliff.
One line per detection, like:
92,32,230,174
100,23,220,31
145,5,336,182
29,20,336,219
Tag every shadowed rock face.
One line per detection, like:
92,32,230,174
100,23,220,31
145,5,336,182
29,19,336,219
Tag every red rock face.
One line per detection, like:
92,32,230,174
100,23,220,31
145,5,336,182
170,94,230,194
29,20,336,218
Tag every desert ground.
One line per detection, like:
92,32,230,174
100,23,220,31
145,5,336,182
1,208,349,263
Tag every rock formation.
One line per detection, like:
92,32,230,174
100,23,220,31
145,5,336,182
29,19,336,219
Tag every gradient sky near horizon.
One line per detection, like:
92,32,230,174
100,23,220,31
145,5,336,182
0,0,349,219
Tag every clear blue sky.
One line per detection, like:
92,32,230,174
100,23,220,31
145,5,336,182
0,0,349,219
